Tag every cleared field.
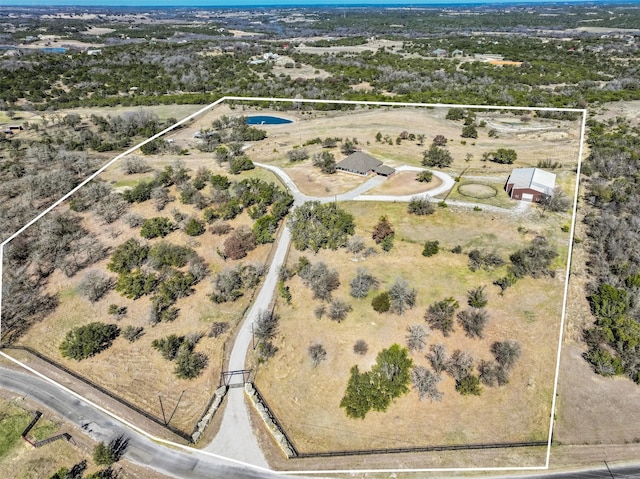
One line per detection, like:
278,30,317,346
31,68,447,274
255,201,570,453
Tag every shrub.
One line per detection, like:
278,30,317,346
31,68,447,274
408,197,435,216
416,170,433,183
372,291,391,313
354,340,368,355
411,366,443,401
140,217,174,239
174,344,208,379
461,124,478,139
122,181,154,203
372,216,394,244
455,374,482,396
490,148,517,164
122,325,144,342
432,134,447,146
446,108,465,120
288,201,355,252
115,269,157,299
299,261,340,301
308,343,327,367
209,322,229,338
467,286,488,308
422,240,440,257
60,322,120,360
185,218,205,236
349,268,378,298
491,340,522,370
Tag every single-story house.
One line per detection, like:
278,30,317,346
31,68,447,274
432,48,448,58
505,167,556,202
336,151,395,177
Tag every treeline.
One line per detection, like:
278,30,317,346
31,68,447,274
581,118,640,383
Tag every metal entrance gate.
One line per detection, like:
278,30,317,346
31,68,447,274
220,369,252,388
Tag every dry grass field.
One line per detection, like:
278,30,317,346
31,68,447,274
17,161,281,434
255,200,571,454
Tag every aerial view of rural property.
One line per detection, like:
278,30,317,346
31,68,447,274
0,1,639,478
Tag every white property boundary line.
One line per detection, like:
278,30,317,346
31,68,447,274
0,96,587,476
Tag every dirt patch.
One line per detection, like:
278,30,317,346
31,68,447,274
286,165,366,197
457,182,498,199
364,170,443,196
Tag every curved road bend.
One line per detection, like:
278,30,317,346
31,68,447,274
0,367,287,479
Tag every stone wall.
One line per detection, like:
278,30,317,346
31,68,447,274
191,385,227,443
245,383,296,458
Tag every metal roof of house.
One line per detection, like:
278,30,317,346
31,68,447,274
507,168,556,196
336,152,382,175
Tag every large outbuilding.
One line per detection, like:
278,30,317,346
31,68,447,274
336,151,395,177
505,167,556,202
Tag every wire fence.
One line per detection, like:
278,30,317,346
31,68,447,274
1,344,193,443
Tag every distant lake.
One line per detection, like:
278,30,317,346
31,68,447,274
246,115,293,125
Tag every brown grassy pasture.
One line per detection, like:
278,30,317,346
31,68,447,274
17,162,281,434
254,201,569,454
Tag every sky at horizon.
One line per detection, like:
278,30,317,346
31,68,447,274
0,0,631,7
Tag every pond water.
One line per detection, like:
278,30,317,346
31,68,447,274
40,47,67,53
246,115,293,125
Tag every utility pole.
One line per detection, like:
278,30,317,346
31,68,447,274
604,460,615,479
158,395,167,425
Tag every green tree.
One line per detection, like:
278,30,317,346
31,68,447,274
288,201,355,252
461,124,478,139
422,144,453,168
59,322,120,360
446,108,465,120
107,238,149,274
372,291,391,313
340,344,413,419
140,217,174,239
490,148,518,164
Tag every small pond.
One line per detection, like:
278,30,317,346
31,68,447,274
246,115,293,125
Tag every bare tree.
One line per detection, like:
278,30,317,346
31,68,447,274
411,366,443,401
254,309,280,342
457,308,489,339
539,187,571,214
299,261,340,301
478,359,509,387
446,349,474,381
425,297,459,336
78,270,114,303
491,340,522,370
346,236,365,255
308,343,327,367
349,267,378,298
427,343,448,374
121,156,151,175
388,277,417,314
405,324,428,352
327,298,352,322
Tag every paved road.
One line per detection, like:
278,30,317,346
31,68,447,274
0,366,287,479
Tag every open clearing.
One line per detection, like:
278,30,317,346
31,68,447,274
256,199,571,454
